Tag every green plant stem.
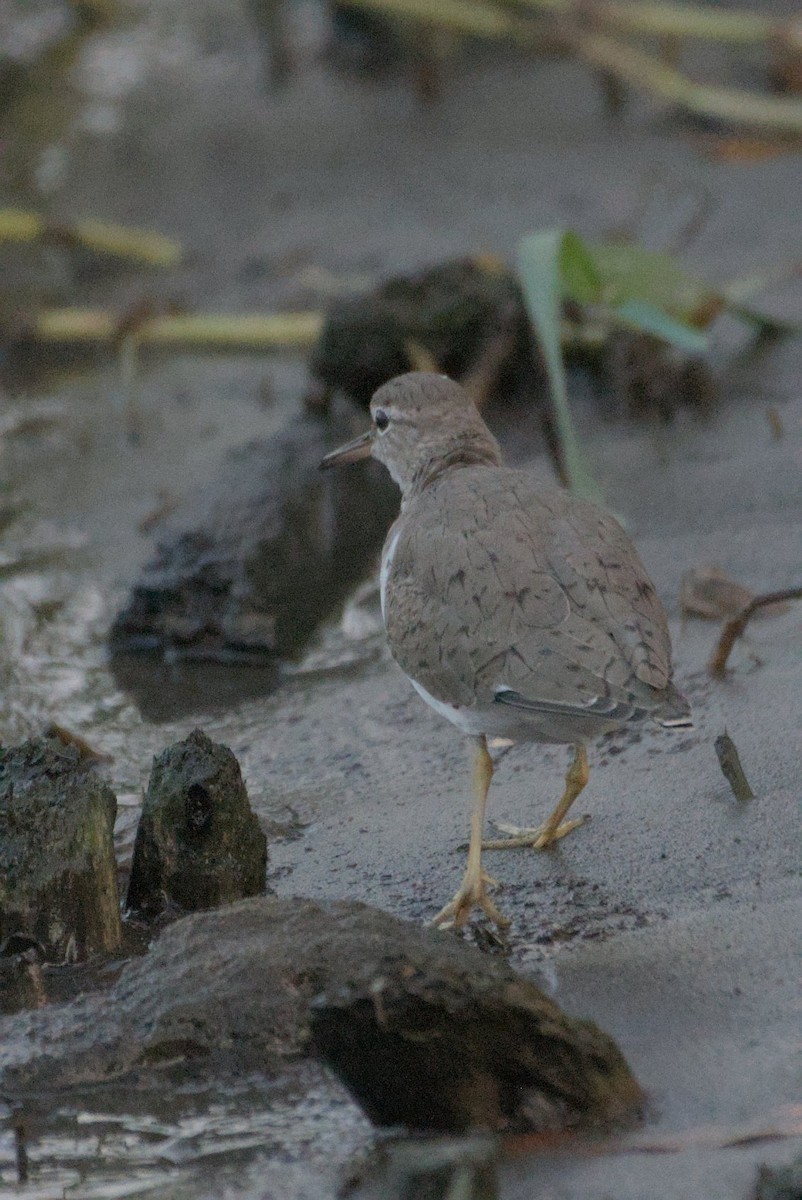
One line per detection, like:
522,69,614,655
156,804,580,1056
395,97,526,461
575,32,802,131
513,0,776,44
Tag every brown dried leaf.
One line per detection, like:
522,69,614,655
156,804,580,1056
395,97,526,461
696,135,799,163
681,567,755,619
680,567,790,621
43,722,113,764
504,1103,802,1159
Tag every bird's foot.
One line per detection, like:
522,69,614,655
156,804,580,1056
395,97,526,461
430,868,510,931
482,814,589,850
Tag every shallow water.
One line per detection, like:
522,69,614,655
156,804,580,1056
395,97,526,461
0,1070,375,1199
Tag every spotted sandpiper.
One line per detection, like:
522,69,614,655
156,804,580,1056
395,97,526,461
321,372,691,929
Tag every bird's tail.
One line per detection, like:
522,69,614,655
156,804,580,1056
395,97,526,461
653,683,693,729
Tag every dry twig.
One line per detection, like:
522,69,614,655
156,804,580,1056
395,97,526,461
505,1102,802,1158
708,586,802,677
714,731,755,801
0,208,182,266
29,309,323,350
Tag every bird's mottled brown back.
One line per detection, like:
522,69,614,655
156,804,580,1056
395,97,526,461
383,466,675,714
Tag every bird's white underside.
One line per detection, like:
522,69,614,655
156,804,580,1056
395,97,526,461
382,524,489,734
379,524,401,622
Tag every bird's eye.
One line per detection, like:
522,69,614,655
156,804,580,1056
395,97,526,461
374,409,390,432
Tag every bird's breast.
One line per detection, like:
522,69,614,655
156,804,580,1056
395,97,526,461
379,519,403,622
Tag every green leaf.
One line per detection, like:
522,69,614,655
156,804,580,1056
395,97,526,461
587,240,719,326
612,298,709,352
559,230,602,305
517,230,602,503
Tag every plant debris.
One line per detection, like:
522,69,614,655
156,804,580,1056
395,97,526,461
708,586,802,677
42,722,112,764
604,330,715,422
680,566,790,621
337,0,802,134
125,729,268,919
309,255,538,409
0,207,182,266
714,731,755,802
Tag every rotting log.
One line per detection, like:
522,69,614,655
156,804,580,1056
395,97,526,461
0,737,120,961
126,729,268,918
311,966,642,1132
0,897,643,1138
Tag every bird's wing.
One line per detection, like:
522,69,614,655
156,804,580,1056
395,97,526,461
383,469,673,714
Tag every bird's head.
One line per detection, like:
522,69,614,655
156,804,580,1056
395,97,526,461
320,371,502,496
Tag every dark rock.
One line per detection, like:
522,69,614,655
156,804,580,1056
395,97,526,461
109,407,398,670
755,1156,802,1200
310,257,540,409
126,729,267,917
603,330,716,422
0,738,120,962
0,897,642,1137
311,953,641,1134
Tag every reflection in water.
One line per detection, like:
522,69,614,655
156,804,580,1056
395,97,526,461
0,1071,374,1200
109,652,284,723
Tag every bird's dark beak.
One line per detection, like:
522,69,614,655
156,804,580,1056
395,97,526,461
319,429,373,469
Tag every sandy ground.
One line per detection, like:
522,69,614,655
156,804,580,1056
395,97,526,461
1,4,801,1196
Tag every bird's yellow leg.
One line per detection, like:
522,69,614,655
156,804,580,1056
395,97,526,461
483,743,590,850
431,736,511,930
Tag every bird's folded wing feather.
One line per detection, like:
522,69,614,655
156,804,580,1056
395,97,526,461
383,471,672,713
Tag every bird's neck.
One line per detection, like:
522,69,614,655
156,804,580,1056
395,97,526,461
404,433,503,500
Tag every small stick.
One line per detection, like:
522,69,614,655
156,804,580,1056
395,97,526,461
0,208,181,266
31,309,324,349
462,305,519,411
14,1115,28,1184
708,586,802,676
714,731,755,801
43,722,113,763
766,406,784,439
